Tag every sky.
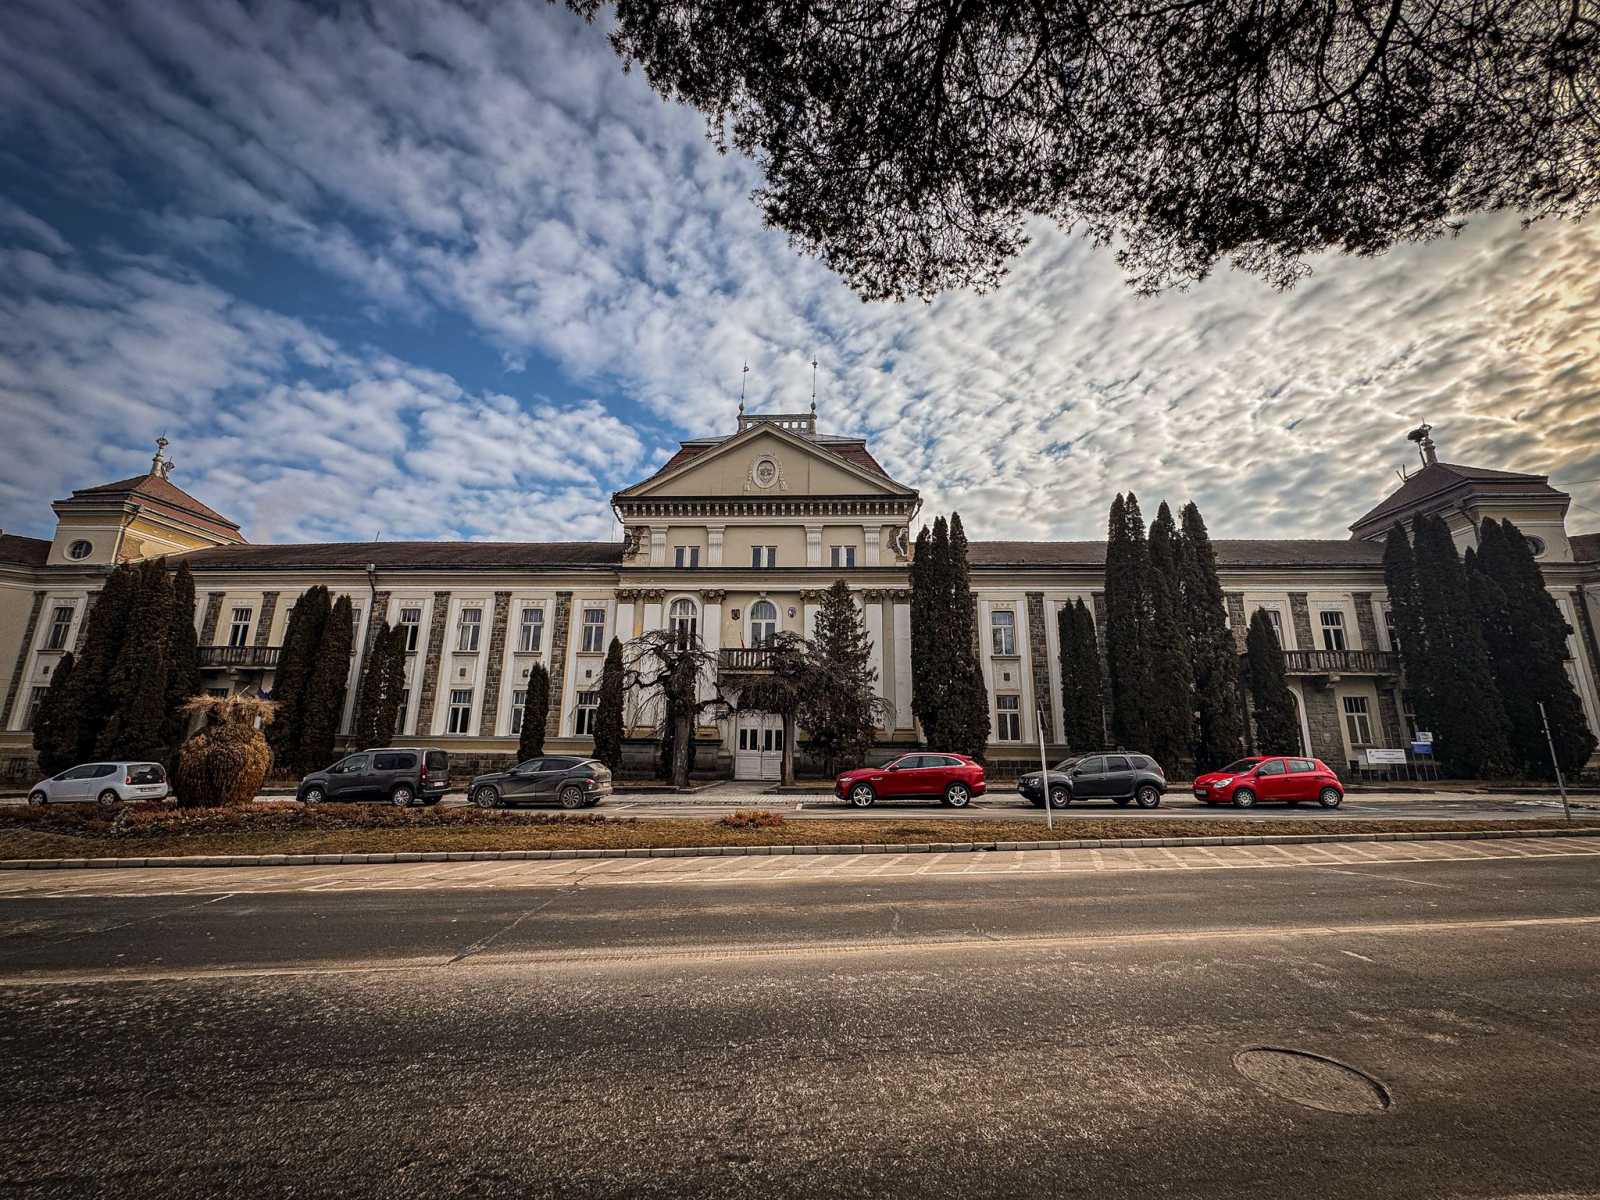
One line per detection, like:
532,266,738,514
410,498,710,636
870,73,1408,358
2,0,1598,548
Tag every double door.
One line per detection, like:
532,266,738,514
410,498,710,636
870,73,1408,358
734,712,784,781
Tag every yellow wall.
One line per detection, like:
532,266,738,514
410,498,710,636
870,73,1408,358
642,431,891,498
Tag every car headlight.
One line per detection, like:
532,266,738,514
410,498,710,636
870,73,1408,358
1214,778,1232,788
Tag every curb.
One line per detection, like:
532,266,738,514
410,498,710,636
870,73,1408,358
2,825,1596,872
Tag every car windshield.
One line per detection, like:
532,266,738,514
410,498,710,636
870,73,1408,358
1221,759,1261,773
1051,758,1081,771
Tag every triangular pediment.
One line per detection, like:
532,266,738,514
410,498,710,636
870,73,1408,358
616,422,915,502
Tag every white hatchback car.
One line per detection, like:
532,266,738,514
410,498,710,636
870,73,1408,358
28,762,170,808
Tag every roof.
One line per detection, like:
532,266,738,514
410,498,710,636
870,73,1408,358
1350,462,1566,533
1572,533,1600,563
0,533,50,567
969,539,1387,569
175,541,626,570
63,471,242,537
637,428,895,486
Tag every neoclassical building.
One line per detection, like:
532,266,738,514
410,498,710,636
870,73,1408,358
3,415,1598,780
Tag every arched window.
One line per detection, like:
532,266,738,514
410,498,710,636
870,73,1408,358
749,599,777,647
669,597,698,650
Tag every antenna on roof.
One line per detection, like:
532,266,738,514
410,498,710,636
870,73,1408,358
1406,422,1437,467
810,355,818,414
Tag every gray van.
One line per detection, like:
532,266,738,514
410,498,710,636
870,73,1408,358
297,747,449,807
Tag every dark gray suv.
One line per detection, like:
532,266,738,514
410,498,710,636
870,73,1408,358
1019,752,1166,808
469,757,613,810
298,748,450,807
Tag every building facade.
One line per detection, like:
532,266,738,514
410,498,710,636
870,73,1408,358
3,416,1599,780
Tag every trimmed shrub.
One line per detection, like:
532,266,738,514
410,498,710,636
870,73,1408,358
173,695,277,808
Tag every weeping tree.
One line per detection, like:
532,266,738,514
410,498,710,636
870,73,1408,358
624,629,723,789
518,662,551,761
723,631,812,786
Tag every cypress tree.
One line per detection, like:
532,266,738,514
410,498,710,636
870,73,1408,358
162,560,201,757
948,513,989,760
1474,519,1596,775
32,651,79,775
268,586,332,767
593,636,626,771
803,579,883,773
1382,521,1433,742
1246,609,1301,754
297,594,353,772
355,623,405,748
1104,493,1154,750
1410,513,1512,776
1144,502,1195,767
910,517,953,746
67,563,139,762
1179,501,1248,771
1057,598,1104,749
96,558,172,761
519,661,550,760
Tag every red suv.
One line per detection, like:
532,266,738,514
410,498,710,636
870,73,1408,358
835,753,986,808
1192,756,1344,809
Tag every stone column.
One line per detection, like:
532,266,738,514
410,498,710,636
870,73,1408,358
1225,593,1249,653
864,589,886,721
254,591,280,647
544,592,574,740
478,591,513,736
1025,592,1053,743
0,591,45,729
199,591,226,645
412,591,452,736
1288,593,1314,651
1352,592,1379,652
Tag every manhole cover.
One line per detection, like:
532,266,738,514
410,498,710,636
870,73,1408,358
1233,1047,1392,1115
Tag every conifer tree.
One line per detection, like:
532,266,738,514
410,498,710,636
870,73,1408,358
593,636,626,771
1057,599,1104,750
518,661,550,761
1143,502,1195,766
1104,493,1154,749
96,558,172,761
1245,609,1301,754
67,563,139,762
1473,519,1596,776
32,652,79,775
1382,521,1433,735
268,586,332,767
947,513,990,760
161,560,201,756
297,594,353,772
800,580,884,773
354,623,405,748
1179,501,1248,771
1409,514,1512,777
910,516,952,745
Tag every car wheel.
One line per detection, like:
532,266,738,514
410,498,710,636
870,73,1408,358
301,785,324,805
559,785,584,810
944,782,971,808
1318,786,1344,809
390,784,415,807
474,785,501,810
97,789,120,810
1135,785,1161,809
1233,788,1256,809
27,790,47,807
848,783,876,809
1048,785,1071,810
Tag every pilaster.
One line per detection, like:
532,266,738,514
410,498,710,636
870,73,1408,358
199,591,226,645
1025,592,1052,742
479,591,513,735
412,590,452,736
0,591,46,729
544,592,574,740
254,591,280,648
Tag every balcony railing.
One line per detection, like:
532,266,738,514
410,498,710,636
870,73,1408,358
1279,648,1398,676
200,645,281,669
718,647,777,673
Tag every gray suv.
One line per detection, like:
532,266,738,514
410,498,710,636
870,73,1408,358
298,748,449,807
1019,752,1167,808
469,757,613,810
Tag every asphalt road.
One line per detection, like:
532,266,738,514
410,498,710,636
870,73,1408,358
3,847,1599,1197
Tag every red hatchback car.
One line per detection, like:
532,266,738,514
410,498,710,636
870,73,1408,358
1192,756,1344,809
835,753,986,809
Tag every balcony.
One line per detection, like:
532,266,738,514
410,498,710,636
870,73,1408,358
718,647,777,673
200,645,281,670
1279,648,1398,677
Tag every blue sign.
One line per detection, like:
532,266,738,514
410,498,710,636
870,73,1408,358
1410,741,1433,756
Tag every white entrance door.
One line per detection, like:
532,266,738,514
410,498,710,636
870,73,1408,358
734,711,784,781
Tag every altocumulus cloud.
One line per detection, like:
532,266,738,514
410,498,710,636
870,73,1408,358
0,0,1597,543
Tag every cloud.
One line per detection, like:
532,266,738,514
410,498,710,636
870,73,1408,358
1,0,1597,543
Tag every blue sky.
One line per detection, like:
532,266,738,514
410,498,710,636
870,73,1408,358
2,0,1598,546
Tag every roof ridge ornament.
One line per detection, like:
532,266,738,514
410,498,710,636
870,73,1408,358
1406,422,1437,467
150,435,176,480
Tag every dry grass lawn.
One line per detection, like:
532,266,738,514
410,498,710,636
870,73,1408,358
1,800,1595,860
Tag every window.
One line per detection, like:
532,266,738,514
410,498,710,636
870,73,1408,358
1400,691,1418,741
456,606,482,652
673,545,700,569
1383,607,1398,652
751,545,777,569
518,606,544,654
1320,610,1347,651
228,607,253,647
350,608,363,650
1105,755,1131,771
1259,607,1284,644
1288,759,1317,773
510,690,527,735
22,686,48,731
397,687,410,728
129,765,166,785
1078,757,1106,776
1256,758,1286,776
670,598,698,650
44,606,73,651
829,545,856,568
749,599,777,646
372,752,416,771
1342,696,1373,745
333,754,370,775
399,606,422,652
575,690,599,735
66,539,92,560
447,689,474,734
581,607,606,653
991,609,1017,656
995,694,1021,741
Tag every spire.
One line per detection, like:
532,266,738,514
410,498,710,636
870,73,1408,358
810,356,818,414
738,361,749,418
150,435,175,480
